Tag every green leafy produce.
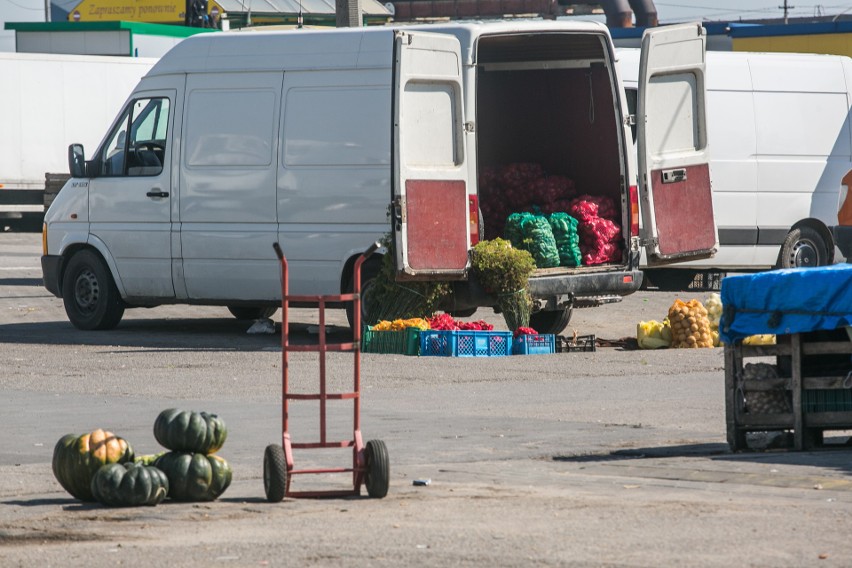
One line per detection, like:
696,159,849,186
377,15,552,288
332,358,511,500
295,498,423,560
470,238,536,330
90,462,169,507
364,234,449,325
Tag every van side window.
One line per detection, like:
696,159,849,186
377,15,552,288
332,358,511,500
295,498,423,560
100,97,170,177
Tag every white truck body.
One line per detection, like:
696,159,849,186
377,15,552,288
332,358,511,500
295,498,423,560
0,52,155,221
618,48,852,283
42,21,716,331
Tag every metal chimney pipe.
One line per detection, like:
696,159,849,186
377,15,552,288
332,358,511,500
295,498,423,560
599,0,633,28
336,0,362,27
627,0,658,27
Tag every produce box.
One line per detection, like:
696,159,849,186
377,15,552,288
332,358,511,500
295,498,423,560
512,334,555,355
362,327,421,356
556,334,596,353
720,265,852,344
420,330,513,357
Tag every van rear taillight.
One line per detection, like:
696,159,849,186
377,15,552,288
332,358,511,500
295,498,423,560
469,195,480,246
629,185,640,237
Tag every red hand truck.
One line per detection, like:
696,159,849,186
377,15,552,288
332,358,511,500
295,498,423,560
264,241,389,501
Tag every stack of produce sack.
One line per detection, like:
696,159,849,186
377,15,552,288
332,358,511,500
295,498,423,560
478,163,577,241
569,195,622,266
504,212,560,268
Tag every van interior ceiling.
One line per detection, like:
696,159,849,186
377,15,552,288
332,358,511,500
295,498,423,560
475,33,626,267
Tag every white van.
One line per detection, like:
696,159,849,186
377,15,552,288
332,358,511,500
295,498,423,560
42,21,716,332
619,48,852,289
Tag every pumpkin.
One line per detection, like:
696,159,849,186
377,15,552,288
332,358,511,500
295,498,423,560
52,429,134,501
154,451,232,502
153,408,227,454
90,462,169,507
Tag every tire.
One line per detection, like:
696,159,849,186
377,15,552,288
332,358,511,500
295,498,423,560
263,444,288,502
529,308,573,335
364,439,389,499
61,249,125,330
228,306,278,320
345,259,381,330
778,226,831,269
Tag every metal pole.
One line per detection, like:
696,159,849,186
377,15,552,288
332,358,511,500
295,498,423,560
778,0,794,24
44,0,51,22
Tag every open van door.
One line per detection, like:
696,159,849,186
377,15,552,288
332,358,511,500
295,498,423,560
392,30,470,280
637,23,717,265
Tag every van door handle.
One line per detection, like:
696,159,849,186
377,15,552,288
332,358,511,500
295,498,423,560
146,190,170,198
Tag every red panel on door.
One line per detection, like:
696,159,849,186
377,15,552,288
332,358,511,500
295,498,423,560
651,163,715,256
405,179,468,270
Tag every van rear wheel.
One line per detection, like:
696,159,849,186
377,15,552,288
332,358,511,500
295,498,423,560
227,306,278,320
529,308,572,335
778,226,831,269
62,250,125,330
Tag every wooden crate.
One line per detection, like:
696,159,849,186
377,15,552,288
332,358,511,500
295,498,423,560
725,332,852,451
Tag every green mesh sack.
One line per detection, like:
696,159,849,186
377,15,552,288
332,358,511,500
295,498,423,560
521,214,560,268
503,213,526,250
549,212,582,268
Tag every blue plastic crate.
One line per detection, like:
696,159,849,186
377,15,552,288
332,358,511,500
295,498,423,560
512,334,555,355
419,330,513,357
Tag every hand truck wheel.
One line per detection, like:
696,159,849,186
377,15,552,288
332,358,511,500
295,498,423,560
263,444,288,502
364,439,389,498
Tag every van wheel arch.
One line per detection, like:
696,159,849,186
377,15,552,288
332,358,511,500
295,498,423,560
777,221,834,269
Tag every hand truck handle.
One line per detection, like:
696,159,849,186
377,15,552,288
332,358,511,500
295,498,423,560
363,241,381,260
272,242,284,260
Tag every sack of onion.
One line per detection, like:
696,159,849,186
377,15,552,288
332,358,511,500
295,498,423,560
667,299,715,348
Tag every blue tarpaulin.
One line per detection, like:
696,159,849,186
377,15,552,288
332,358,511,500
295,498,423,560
719,265,852,344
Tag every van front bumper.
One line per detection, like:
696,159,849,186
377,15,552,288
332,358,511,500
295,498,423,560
833,226,852,260
41,254,62,297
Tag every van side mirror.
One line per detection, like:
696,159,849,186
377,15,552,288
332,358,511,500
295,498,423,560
68,144,86,178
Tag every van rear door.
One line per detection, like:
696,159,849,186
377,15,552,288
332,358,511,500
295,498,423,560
392,30,469,280
637,23,717,265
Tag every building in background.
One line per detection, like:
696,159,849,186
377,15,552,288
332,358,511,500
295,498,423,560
730,21,852,58
4,20,213,57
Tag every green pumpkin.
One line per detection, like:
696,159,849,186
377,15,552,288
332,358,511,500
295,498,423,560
153,408,227,454
90,462,169,507
52,429,135,502
154,451,232,502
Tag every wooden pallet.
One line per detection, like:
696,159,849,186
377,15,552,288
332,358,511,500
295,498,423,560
725,332,852,451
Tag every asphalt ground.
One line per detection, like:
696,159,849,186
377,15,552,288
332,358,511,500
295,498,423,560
2,231,852,567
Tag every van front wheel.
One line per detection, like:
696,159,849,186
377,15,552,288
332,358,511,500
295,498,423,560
778,226,831,269
62,250,125,330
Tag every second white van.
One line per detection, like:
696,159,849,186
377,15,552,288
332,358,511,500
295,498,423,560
619,48,852,289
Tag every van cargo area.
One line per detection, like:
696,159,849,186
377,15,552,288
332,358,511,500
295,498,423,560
474,33,628,273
